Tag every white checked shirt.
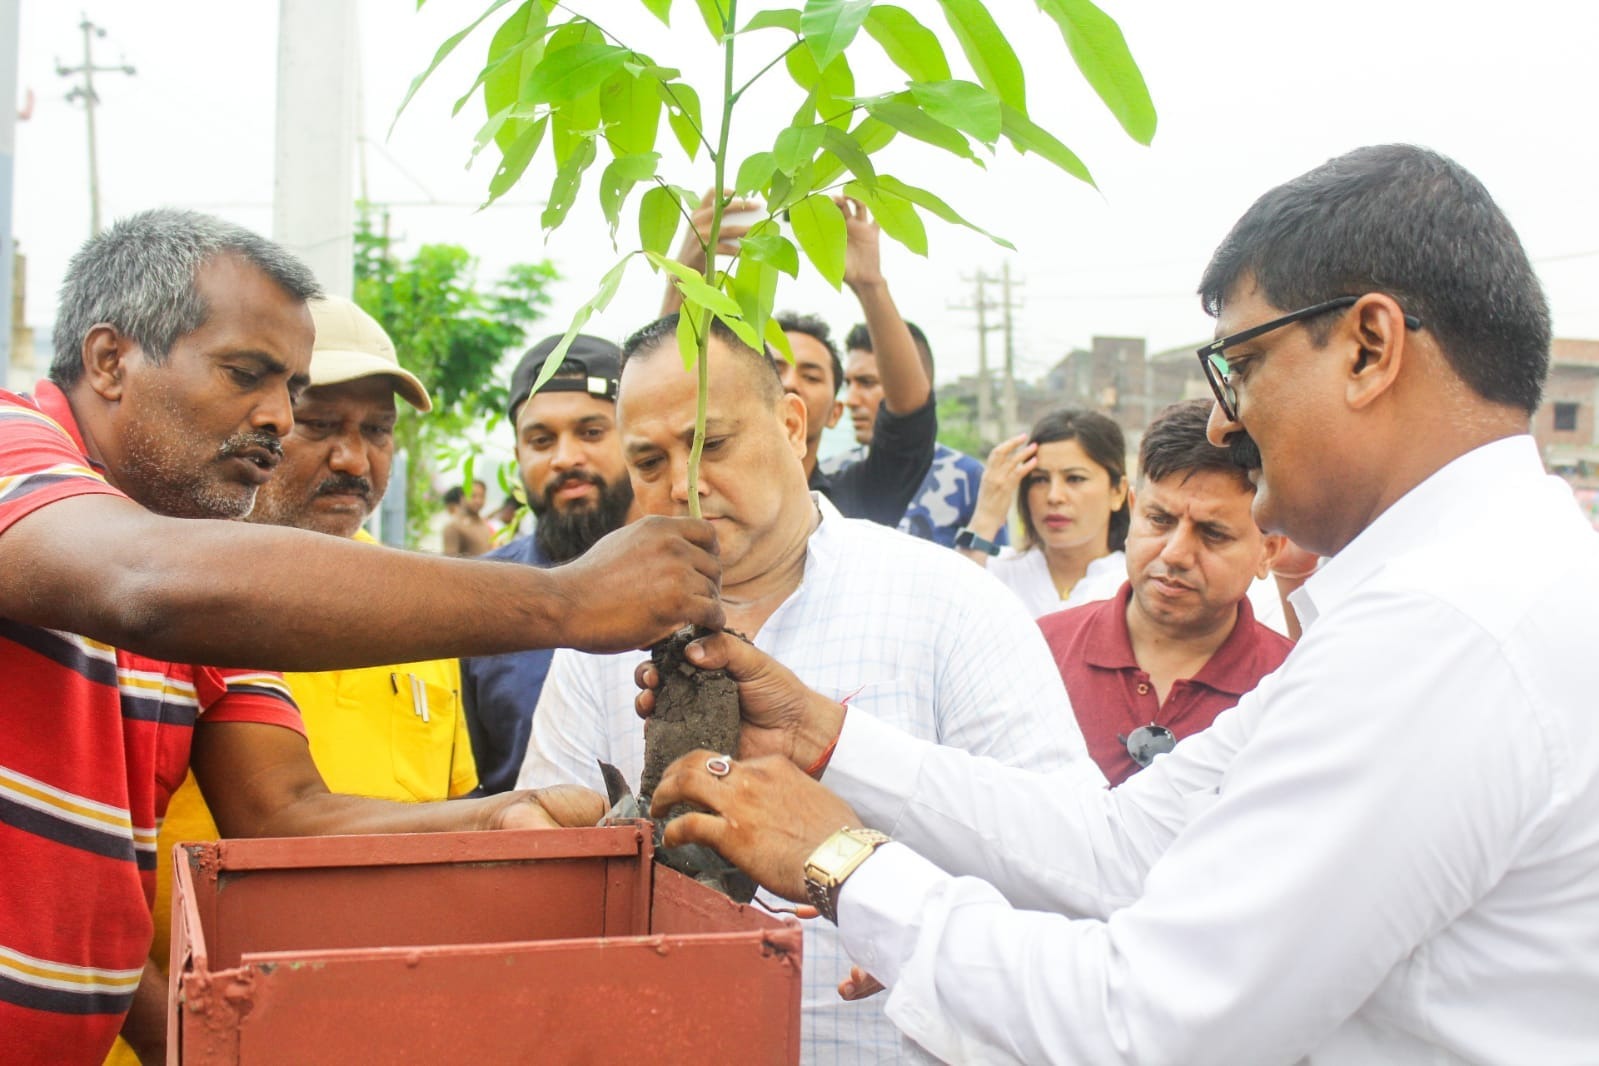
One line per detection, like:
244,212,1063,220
829,436,1599,1065
519,493,1097,1064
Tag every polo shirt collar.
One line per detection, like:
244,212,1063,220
1290,435,1538,631
31,380,102,470
1085,580,1271,698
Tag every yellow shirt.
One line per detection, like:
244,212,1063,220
107,531,476,1065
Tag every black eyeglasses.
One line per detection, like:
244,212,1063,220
1119,724,1175,769
1197,296,1423,422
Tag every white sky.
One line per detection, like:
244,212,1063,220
11,0,1599,388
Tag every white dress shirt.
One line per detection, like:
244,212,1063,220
987,547,1126,618
519,494,1099,1064
827,436,1599,1065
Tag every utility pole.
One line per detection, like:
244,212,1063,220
1000,261,1023,438
56,15,135,238
952,270,1000,442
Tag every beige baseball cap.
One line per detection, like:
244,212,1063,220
307,294,432,412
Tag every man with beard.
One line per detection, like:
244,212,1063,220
460,335,636,793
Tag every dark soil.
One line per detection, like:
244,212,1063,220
638,626,741,813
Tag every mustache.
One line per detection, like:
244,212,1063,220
541,470,604,508
315,473,373,500
217,431,283,461
1225,430,1261,470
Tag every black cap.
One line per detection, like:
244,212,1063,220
507,334,623,419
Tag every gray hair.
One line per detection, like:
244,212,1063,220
50,208,323,386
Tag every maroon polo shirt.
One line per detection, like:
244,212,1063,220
1039,582,1294,786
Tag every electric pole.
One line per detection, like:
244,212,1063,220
1000,261,1024,438
56,15,134,238
952,270,1000,441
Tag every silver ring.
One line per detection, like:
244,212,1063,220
705,755,733,778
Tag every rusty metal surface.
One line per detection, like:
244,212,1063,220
173,825,802,1064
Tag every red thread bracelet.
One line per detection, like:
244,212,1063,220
806,689,859,778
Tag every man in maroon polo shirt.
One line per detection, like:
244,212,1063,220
1038,399,1294,785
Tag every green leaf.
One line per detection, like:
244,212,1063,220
787,193,848,288
483,3,556,151
1036,0,1156,144
530,255,634,392
731,248,779,340
599,70,662,156
741,8,802,33
999,103,1094,186
638,184,682,258
640,0,673,25
714,310,764,352
773,124,826,175
694,0,728,38
786,48,856,126
599,152,662,239
525,42,633,104
733,151,777,197
909,79,1002,144
392,0,519,136
863,5,951,83
454,3,552,120
540,134,597,230
801,0,873,72
739,224,801,277
677,305,703,371
550,90,602,166
864,94,978,161
818,125,877,184
845,179,926,255
936,0,1026,111
876,174,1013,248
764,316,795,363
811,115,895,186
485,115,548,205
646,252,743,316
659,82,704,160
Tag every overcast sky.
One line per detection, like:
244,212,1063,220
11,0,1599,388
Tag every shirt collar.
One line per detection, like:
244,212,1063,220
1291,435,1540,630
1081,583,1139,669
30,380,104,472
1082,581,1269,697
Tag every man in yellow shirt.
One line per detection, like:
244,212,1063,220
108,293,473,1065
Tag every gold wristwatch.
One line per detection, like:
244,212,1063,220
803,826,892,924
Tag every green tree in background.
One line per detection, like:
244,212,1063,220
353,209,558,545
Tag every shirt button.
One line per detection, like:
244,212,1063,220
1137,682,1150,695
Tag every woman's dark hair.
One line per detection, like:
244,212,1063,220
1016,408,1129,553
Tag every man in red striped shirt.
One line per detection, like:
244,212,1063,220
0,209,723,1064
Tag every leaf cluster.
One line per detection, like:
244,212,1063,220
400,0,1156,385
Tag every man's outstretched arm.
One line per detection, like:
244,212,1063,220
0,493,722,670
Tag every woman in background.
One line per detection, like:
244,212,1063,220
957,408,1130,618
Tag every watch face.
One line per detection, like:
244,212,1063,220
809,830,873,880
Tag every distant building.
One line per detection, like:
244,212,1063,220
1536,339,1599,516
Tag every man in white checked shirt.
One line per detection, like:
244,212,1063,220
517,312,1101,1063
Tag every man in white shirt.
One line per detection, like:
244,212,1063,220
643,144,1599,1064
518,313,1095,1063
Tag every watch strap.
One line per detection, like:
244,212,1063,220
954,527,1001,556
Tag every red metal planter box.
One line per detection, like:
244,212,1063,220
168,824,802,1064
